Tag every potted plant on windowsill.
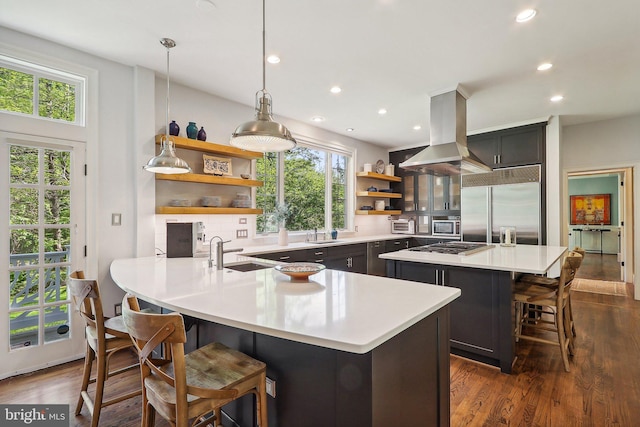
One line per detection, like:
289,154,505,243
273,203,291,246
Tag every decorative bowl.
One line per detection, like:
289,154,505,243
240,174,250,179
275,263,326,280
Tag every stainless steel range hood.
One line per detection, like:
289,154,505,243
400,89,491,175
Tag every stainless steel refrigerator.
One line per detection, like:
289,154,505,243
461,165,541,245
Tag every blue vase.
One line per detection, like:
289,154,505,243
331,229,338,240
197,127,207,141
169,120,180,136
186,122,198,139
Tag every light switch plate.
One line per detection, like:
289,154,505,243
236,229,248,238
111,213,122,226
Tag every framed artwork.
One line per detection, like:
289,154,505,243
203,154,232,176
570,194,611,225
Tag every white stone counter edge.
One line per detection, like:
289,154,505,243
381,244,568,274
110,257,461,354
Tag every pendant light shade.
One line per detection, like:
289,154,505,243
144,38,191,174
230,0,296,152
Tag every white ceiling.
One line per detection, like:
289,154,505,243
1,0,639,148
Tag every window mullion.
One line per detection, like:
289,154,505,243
325,152,332,231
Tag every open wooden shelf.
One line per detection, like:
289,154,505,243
156,207,263,215
356,171,401,182
356,191,402,198
156,173,263,187
355,210,402,215
155,135,263,160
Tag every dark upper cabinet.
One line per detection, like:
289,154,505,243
467,123,545,169
388,147,423,177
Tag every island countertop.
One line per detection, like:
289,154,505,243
380,244,567,274
110,256,460,354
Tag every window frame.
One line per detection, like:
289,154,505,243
0,54,86,126
257,134,355,234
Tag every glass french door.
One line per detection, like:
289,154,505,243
1,133,86,378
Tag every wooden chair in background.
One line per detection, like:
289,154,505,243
513,251,583,372
122,294,268,427
68,271,141,427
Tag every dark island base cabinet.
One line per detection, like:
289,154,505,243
387,260,515,374
199,307,451,427
254,243,367,274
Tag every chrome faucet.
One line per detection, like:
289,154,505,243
305,228,319,243
208,236,243,270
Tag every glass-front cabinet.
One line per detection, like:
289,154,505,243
431,175,460,215
402,175,415,212
402,173,460,216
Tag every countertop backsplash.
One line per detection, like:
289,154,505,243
155,213,394,255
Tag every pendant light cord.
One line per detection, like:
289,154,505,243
166,43,170,144
262,0,266,92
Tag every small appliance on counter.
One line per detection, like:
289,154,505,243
391,219,415,234
432,218,460,237
166,222,204,258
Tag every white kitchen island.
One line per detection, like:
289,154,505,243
110,256,460,427
381,244,567,373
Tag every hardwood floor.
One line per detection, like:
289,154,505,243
575,253,622,282
1,279,637,426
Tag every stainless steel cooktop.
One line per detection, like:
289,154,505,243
408,242,493,256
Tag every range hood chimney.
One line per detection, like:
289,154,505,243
400,88,491,175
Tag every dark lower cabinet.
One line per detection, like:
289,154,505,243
324,243,367,274
387,260,514,373
198,306,451,427
253,243,367,274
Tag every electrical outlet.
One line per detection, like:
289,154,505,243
114,303,122,316
266,377,276,397
236,229,248,238
239,217,247,224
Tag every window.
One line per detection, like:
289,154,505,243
256,138,353,234
0,55,85,125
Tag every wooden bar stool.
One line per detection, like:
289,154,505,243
122,294,268,427
68,271,141,427
516,247,585,339
513,252,582,372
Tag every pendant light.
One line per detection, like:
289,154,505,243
230,0,296,152
144,38,192,174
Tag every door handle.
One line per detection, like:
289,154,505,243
279,256,290,260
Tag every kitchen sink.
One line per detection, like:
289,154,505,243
225,262,272,272
304,240,342,245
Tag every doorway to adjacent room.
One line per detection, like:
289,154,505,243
564,167,634,286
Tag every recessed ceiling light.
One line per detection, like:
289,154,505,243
516,9,537,23
311,116,325,122
537,62,553,71
550,95,564,102
330,86,342,94
346,128,354,132
413,125,422,130
267,55,280,64
378,108,387,115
